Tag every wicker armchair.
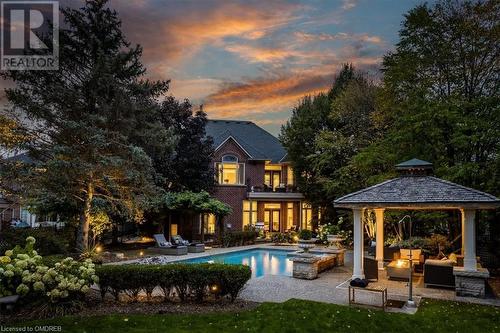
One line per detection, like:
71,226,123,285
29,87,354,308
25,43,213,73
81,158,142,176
364,257,379,281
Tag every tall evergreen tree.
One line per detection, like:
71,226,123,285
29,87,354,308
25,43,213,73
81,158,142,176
154,99,214,192
0,0,171,251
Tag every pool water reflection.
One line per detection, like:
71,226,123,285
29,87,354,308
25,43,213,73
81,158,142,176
178,249,293,278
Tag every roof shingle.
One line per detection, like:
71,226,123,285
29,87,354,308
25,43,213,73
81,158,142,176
334,176,500,209
205,120,287,163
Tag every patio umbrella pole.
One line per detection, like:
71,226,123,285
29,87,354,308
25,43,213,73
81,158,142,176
400,215,416,308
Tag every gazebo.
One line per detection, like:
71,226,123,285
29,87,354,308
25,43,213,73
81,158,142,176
334,158,500,297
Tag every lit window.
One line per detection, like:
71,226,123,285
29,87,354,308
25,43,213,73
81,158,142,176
301,203,312,230
242,200,257,229
202,214,216,234
287,166,294,185
216,155,245,185
287,202,294,230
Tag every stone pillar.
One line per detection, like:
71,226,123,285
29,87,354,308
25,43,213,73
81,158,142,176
374,208,385,270
462,209,477,271
352,208,364,279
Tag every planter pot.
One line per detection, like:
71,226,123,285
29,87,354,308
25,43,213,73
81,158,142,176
298,239,315,253
327,234,344,250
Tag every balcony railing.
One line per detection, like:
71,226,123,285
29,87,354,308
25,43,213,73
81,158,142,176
247,184,303,200
249,184,299,193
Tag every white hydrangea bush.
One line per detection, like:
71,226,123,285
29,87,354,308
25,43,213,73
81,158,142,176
0,237,98,303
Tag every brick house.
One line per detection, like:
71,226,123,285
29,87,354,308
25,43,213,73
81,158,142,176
198,120,313,237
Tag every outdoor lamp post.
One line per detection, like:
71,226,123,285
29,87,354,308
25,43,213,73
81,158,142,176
398,215,416,308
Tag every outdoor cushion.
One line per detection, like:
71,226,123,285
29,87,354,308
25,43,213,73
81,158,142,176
448,253,457,264
350,278,369,288
400,249,422,262
425,259,453,266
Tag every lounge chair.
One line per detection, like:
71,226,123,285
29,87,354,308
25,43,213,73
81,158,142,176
172,235,205,253
153,234,188,255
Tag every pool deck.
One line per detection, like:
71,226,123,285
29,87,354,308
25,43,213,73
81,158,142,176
114,244,500,310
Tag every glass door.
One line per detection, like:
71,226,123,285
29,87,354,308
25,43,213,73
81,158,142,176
264,171,281,191
264,203,281,232
272,210,280,232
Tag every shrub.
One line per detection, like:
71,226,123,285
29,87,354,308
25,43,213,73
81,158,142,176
271,232,298,244
0,227,75,255
298,229,313,240
96,263,251,303
222,231,258,247
0,237,97,304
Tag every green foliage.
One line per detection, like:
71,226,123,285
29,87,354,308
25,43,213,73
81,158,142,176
280,65,379,227
390,234,451,256
222,231,258,247
0,0,171,251
298,229,313,240
0,228,75,256
271,232,297,244
150,98,215,192
162,191,232,217
357,0,500,195
96,263,251,303
0,237,97,303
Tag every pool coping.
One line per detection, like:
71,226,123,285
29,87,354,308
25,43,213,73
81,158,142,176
167,247,297,264
109,243,301,265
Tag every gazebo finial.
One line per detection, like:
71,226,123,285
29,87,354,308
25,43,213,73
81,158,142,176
395,158,433,176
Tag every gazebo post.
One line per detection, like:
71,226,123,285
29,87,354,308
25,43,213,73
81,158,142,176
461,211,465,256
352,208,364,279
462,209,477,271
374,208,385,270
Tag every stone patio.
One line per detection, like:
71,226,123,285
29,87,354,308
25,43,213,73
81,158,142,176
116,244,500,311
240,248,500,311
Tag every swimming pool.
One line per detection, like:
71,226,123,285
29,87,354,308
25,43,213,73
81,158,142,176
177,249,294,278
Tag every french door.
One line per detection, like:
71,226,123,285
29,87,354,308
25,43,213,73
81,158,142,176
264,207,280,232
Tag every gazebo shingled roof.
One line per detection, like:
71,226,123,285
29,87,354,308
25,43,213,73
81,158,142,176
334,158,500,210
334,176,500,209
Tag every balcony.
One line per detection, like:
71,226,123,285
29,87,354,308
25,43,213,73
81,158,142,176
247,184,304,200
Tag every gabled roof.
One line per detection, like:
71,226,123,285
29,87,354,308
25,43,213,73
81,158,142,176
205,120,287,163
334,176,500,209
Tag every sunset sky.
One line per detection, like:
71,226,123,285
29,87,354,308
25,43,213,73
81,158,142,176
5,0,425,135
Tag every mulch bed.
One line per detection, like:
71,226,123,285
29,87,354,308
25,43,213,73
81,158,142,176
488,276,500,298
1,290,260,324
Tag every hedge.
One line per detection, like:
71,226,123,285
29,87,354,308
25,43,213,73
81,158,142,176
222,231,258,247
96,263,251,303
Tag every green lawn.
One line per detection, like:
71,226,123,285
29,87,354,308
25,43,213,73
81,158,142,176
12,299,500,333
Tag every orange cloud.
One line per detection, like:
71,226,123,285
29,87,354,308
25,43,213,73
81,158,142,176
224,44,304,63
203,71,332,118
294,31,383,45
203,50,381,120
115,1,302,66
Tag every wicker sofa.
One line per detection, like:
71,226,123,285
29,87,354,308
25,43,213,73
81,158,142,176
423,259,455,288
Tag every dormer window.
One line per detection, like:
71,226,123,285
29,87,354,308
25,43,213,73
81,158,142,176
216,155,245,185
222,155,238,163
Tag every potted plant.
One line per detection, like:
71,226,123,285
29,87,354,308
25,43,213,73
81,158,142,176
297,229,315,253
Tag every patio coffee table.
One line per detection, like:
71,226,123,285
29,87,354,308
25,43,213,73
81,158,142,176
386,260,412,280
348,285,387,311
